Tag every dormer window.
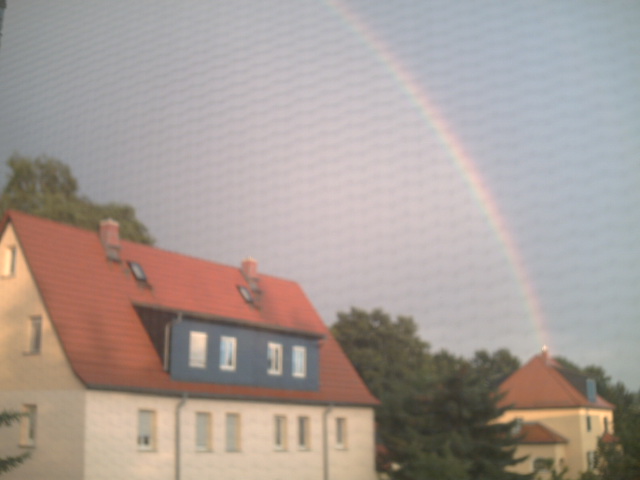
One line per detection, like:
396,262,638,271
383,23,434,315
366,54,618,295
267,343,283,375
128,261,147,282
292,346,307,378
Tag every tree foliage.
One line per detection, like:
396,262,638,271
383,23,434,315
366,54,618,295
0,411,30,476
0,154,154,244
331,307,529,480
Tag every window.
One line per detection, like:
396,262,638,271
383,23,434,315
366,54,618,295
25,316,42,355
137,410,156,451
20,405,37,447
298,416,310,450
292,346,306,378
336,417,347,449
128,261,147,282
603,416,609,433
587,451,596,470
2,245,16,277
225,413,240,452
268,342,283,375
189,331,208,368
195,412,212,451
220,336,237,371
586,415,592,432
274,415,287,451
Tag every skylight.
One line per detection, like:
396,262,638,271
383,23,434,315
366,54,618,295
128,261,147,282
237,285,253,303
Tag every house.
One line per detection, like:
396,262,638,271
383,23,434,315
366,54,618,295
0,210,378,480
497,349,614,479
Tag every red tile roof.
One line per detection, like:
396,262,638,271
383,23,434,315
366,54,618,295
3,210,378,406
498,352,614,410
518,422,568,444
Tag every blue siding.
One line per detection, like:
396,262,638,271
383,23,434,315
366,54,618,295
170,319,319,391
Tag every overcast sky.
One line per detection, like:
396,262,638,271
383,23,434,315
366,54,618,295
1,1,639,388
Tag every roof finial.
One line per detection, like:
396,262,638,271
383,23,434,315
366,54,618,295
541,345,549,363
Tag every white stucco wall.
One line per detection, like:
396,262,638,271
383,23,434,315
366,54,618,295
0,223,87,480
84,390,377,480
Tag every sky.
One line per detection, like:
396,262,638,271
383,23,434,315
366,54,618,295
1,1,639,388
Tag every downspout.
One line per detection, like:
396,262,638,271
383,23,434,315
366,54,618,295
175,393,188,480
323,404,334,480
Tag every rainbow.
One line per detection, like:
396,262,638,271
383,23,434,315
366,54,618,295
326,0,552,351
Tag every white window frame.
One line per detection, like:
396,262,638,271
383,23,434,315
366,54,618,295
20,405,37,447
225,413,241,452
189,331,208,368
292,346,307,378
298,416,310,450
137,410,156,451
336,417,347,449
267,342,283,375
2,245,17,277
220,336,237,371
25,316,42,355
274,415,288,451
195,412,212,452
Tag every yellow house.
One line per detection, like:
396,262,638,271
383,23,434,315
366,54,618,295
0,210,378,480
497,350,614,479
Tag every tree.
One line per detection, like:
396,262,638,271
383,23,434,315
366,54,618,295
0,411,30,476
471,348,521,387
332,308,530,480
331,308,433,475
405,360,531,480
0,154,154,244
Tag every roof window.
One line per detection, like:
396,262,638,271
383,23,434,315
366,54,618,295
237,285,253,303
128,261,147,282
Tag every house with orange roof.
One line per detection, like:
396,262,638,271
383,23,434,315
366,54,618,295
0,210,378,480
497,349,614,479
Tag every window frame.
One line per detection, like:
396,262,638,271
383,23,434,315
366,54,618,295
274,415,288,451
267,342,283,375
137,409,156,451
335,417,347,449
25,315,42,355
20,404,37,447
189,331,208,368
225,413,241,452
195,412,212,452
298,416,310,450
219,336,237,371
2,245,17,277
292,345,307,378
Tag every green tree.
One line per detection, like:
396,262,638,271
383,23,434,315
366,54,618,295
407,362,531,480
0,411,30,476
0,154,154,244
471,348,521,387
331,308,433,475
332,308,530,480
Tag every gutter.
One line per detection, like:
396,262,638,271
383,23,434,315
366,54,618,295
175,393,188,480
323,404,334,480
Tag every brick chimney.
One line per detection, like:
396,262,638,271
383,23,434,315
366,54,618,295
241,257,262,305
100,219,121,262
241,257,258,281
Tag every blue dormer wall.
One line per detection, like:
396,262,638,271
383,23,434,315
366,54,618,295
170,319,320,391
